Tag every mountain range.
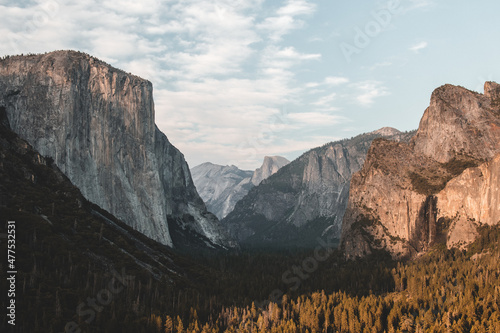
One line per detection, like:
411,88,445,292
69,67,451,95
1,50,499,260
223,127,415,249
191,156,290,220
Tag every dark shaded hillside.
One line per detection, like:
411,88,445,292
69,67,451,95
0,107,216,332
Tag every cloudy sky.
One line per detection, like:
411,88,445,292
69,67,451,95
1,0,500,169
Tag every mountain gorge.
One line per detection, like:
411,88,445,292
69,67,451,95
223,128,415,249
0,51,234,250
191,156,289,220
341,82,500,259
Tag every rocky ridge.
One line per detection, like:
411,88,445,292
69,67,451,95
223,128,414,248
0,50,234,249
341,82,500,259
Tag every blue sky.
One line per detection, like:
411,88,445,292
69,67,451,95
1,0,500,169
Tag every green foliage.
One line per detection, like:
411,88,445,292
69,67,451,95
410,154,482,195
442,155,481,176
409,171,450,195
178,225,500,332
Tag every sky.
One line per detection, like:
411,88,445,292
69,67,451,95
1,0,500,170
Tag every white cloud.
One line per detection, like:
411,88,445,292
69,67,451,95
409,41,428,53
311,93,337,107
366,61,393,71
351,81,390,106
324,76,349,85
288,112,343,125
0,0,336,169
101,0,162,16
277,0,316,16
258,0,316,41
408,0,435,10
398,0,436,14
305,76,349,91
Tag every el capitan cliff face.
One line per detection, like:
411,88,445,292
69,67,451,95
341,82,500,259
0,51,234,249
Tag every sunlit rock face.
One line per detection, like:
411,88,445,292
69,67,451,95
0,50,234,249
341,83,500,259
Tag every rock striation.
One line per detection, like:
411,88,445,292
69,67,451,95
341,82,500,259
437,153,500,248
412,83,500,163
223,128,414,248
0,50,234,249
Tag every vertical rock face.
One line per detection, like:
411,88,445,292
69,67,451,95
223,129,414,248
0,50,234,248
341,82,500,259
251,156,290,186
437,154,500,248
412,84,500,162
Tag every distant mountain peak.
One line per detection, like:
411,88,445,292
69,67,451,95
223,130,414,249
370,127,401,136
191,156,290,220
251,156,290,186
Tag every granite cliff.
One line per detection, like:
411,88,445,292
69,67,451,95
0,50,234,249
341,82,500,259
251,156,290,186
191,156,289,220
223,128,414,248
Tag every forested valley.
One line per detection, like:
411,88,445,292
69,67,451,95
2,111,500,333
